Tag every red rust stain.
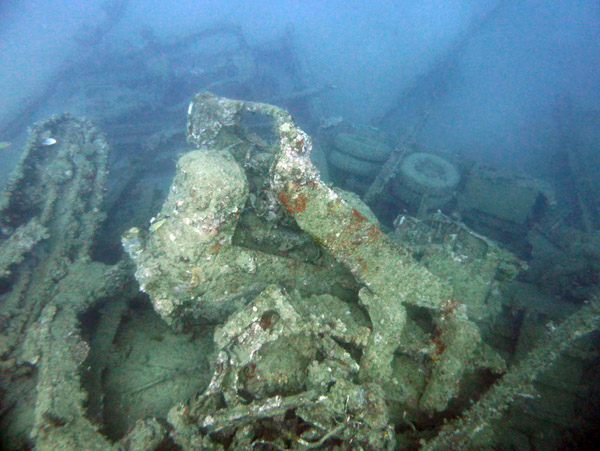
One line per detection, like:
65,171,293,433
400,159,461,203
208,242,221,255
278,191,306,214
348,208,369,235
294,193,307,213
431,328,446,358
351,208,367,223
442,299,460,318
259,311,280,330
243,362,257,379
367,224,383,241
302,180,318,190
356,255,368,273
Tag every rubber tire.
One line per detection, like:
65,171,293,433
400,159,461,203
392,152,460,208
328,150,382,177
334,133,392,163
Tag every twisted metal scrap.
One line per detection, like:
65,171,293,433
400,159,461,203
423,298,600,450
168,285,394,449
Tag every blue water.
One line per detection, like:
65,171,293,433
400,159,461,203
2,1,599,172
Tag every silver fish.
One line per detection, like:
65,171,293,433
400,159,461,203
41,137,57,146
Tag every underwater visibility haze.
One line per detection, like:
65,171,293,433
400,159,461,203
1,0,600,449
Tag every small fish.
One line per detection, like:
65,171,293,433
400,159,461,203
0,141,11,150
149,218,167,232
41,137,57,146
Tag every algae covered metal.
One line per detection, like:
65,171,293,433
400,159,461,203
120,92,574,449
2,95,598,450
0,115,140,449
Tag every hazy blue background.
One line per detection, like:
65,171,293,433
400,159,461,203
1,0,599,172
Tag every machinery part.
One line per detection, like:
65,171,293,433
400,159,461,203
392,212,524,322
459,163,554,226
124,139,352,326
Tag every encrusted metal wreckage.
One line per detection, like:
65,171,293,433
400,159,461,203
121,93,600,449
1,94,599,450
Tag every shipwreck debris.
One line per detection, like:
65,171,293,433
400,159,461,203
2,93,598,449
